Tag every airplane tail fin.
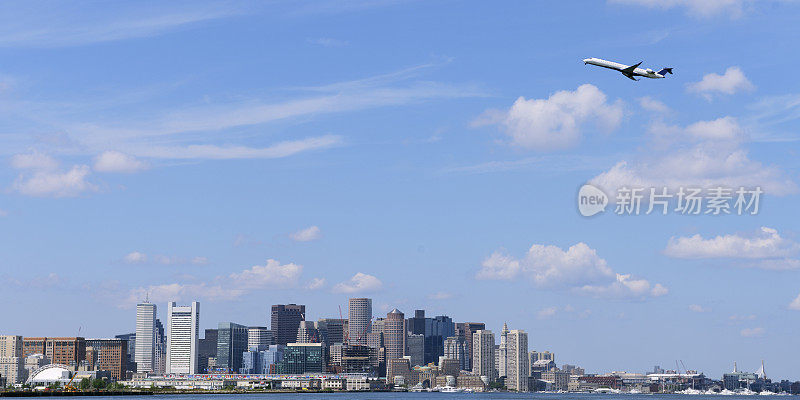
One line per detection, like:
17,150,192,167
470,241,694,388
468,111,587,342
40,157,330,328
658,67,673,76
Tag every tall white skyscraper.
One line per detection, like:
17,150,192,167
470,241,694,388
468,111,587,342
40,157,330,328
166,301,199,374
348,298,372,345
135,302,156,373
506,329,529,392
472,330,496,380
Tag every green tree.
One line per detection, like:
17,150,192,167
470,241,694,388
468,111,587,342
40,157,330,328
79,378,91,390
92,379,108,389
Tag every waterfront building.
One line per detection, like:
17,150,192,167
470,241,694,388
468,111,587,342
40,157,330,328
85,338,127,380
271,304,305,346
506,329,529,392
114,333,136,375
0,335,23,385
277,343,323,374
166,301,199,374
22,337,85,367
472,330,496,381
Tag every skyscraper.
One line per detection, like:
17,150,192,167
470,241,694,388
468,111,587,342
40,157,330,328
456,322,485,371
0,335,24,385
216,322,248,373
506,329,529,392
497,322,509,378
135,302,156,373
348,298,372,346
153,319,166,375
472,330,496,380
318,318,346,345
444,336,468,371
384,309,405,380
197,329,218,374
247,327,273,350
166,301,199,374
406,333,424,367
405,310,454,364
384,309,405,360
271,304,305,346
295,321,320,343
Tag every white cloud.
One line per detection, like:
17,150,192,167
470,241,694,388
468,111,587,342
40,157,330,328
290,225,322,242
305,278,326,290
537,306,558,319
229,259,303,290
11,151,59,170
428,291,453,300
665,227,800,270
94,151,148,173
12,164,95,197
579,273,669,299
333,272,383,294
689,304,710,312
477,242,666,299
474,84,624,151
125,251,148,264
688,67,755,99
740,327,765,337
591,117,796,198
789,294,800,310
609,0,747,18
123,258,303,307
638,96,671,114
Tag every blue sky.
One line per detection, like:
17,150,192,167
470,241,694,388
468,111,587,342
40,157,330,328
1,0,800,379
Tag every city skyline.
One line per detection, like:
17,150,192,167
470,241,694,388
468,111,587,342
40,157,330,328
1,0,800,382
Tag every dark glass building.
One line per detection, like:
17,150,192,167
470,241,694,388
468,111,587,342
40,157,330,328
216,322,248,373
271,304,306,345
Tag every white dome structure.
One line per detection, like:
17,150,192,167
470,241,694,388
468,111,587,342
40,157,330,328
26,364,72,386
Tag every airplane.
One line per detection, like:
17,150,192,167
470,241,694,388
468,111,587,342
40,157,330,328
583,57,673,80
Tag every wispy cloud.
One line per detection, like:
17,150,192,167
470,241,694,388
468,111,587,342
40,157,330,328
307,37,349,47
290,226,322,242
4,63,482,166
0,2,244,48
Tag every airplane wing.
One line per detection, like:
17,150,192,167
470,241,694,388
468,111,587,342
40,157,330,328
623,74,638,81
621,62,642,75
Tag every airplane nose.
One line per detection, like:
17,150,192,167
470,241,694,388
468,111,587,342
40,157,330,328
582,58,590,64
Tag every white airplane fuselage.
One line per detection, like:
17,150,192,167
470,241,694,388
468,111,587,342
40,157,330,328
583,57,667,79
